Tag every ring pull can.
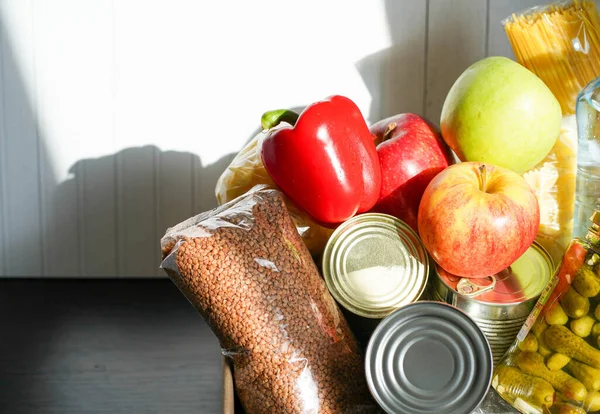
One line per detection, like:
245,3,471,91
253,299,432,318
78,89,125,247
457,275,496,297
432,241,554,365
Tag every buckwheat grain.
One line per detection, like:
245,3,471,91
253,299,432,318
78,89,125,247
161,188,378,413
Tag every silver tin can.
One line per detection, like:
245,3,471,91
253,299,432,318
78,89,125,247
432,241,554,364
365,301,493,414
322,213,430,319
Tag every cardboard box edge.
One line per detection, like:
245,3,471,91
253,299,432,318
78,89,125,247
222,356,235,414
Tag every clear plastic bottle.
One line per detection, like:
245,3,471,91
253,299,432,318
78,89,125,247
574,76,600,239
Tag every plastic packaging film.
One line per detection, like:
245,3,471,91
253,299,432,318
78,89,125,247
523,115,578,263
503,1,600,116
492,235,600,414
214,131,333,258
504,1,600,265
160,187,378,414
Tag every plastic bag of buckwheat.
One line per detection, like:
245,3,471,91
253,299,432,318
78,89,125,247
160,186,379,414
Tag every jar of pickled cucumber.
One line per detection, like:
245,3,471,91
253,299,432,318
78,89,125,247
492,210,600,414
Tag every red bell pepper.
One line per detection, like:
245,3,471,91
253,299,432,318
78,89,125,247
260,95,381,226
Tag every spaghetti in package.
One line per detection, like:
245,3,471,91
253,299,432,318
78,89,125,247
214,130,333,257
492,211,600,414
504,0,600,264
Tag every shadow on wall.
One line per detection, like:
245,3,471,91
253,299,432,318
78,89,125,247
47,147,236,278
46,104,314,278
2,0,480,277
0,3,238,278
355,0,429,124
357,0,487,126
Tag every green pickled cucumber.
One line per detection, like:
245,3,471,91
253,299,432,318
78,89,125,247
592,322,600,337
570,315,596,338
573,263,600,298
547,353,571,371
493,365,555,408
560,287,590,319
516,351,587,402
547,302,570,325
533,318,553,357
533,317,549,336
546,325,600,369
568,360,600,392
519,333,539,352
555,392,569,404
585,390,600,411
553,402,587,414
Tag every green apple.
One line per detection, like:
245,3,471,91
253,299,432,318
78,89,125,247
440,56,562,174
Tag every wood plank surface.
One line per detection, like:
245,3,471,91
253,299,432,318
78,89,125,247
356,0,428,121
487,0,543,58
0,0,572,277
1,0,43,276
157,152,195,277
0,279,222,414
0,279,519,414
117,147,159,278
425,0,488,126
33,0,118,277
0,22,5,276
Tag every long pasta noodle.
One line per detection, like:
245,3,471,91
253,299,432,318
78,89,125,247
504,0,600,114
504,1,600,264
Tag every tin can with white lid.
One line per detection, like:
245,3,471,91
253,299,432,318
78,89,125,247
322,213,431,348
431,241,554,364
365,301,493,414
322,213,430,317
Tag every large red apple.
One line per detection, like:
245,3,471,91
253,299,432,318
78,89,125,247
417,162,540,277
370,113,454,231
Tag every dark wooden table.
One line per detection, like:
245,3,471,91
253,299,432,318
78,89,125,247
0,280,518,414
0,279,222,414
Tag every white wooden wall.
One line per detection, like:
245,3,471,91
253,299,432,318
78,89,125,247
0,0,552,277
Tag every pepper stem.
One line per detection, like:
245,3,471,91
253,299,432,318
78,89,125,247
479,164,487,192
261,109,300,131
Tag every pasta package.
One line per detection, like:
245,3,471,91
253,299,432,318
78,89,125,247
504,0,600,115
504,1,600,264
215,131,333,257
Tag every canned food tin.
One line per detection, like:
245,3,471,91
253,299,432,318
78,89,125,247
432,241,553,364
322,213,430,319
365,301,493,414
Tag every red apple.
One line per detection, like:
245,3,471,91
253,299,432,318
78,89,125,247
370,113,454,231
417,161,540,278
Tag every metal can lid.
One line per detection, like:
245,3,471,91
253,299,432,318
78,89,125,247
365,301,493,414
322,213,429,319
435,241,553,305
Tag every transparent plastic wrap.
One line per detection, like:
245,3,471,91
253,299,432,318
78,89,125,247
160,186,378,414
215,131,333,257
503,1,600,116
492,212,600,413
471,388,524,414
523,115,578,264
503,0,600,265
